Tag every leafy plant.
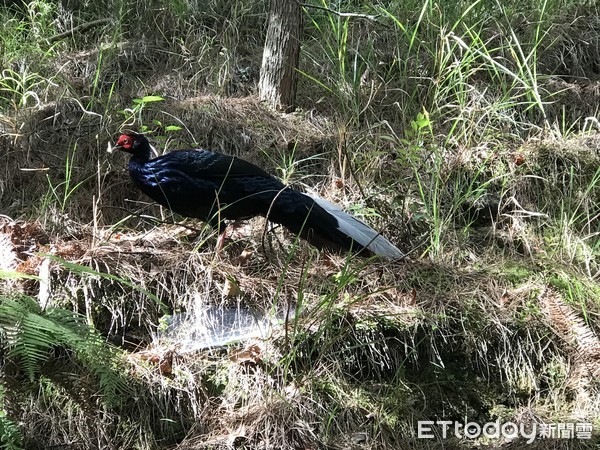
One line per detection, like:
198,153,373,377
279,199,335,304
118,95,184,135
0,291,127,398
118,95,167,131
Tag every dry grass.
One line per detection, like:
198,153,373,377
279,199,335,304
2,100,600,449
2,207,599,448
2,96,600,448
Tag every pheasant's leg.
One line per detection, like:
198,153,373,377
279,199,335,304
215,220,245,253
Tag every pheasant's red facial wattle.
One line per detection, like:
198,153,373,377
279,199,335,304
116,134,134,151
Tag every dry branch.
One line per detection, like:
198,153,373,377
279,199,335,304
45,18,113,44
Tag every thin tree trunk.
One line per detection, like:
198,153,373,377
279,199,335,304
259,0,303,113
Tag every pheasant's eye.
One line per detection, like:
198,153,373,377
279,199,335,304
116,135,134,148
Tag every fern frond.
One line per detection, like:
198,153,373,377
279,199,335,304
0,293,130,404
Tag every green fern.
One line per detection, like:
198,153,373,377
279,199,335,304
0,384,23,450
0,293,129,404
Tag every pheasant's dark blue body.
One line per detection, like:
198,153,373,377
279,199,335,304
128,149,287,224
114,133,402,259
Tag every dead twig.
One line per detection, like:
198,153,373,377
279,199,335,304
45,18,113,44
298,2,381,21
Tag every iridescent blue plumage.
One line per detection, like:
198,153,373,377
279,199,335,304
113,133,402,259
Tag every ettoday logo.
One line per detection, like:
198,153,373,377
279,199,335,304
417,420,593,443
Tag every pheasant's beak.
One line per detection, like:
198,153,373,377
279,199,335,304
107,142,120,154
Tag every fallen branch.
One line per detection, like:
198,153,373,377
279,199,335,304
298,2,381,21
45,18,113,44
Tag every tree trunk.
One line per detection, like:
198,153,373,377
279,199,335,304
259,0,303,113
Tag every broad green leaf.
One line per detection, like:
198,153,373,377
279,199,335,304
132,95,165,104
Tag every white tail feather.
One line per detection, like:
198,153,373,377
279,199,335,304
310,195,403,260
